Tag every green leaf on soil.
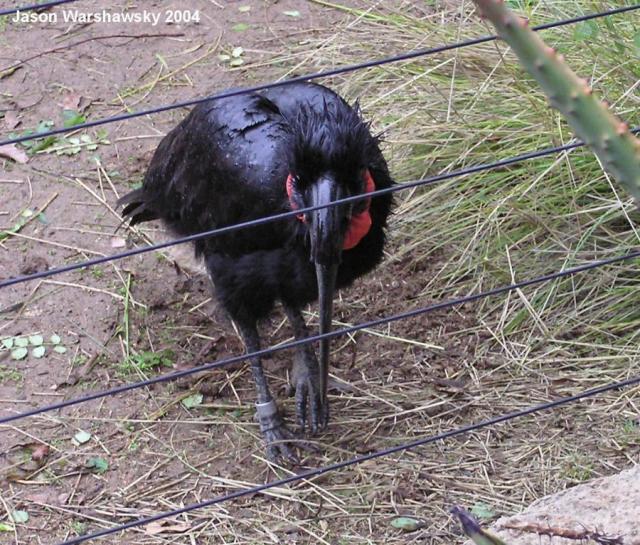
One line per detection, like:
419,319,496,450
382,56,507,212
218,54,231,62
14,337,29,348
231,47,244,58
1,338,14,349
54,345,67,354
0,522,13,531
229,58,244,67
238,5,251,12
62,109,87,128
73,430,92,445
86,457,108,474
28,334,43,346
29,135,58,154
11,347,28,360
470,503,496,520
10,511,29,524
232,22,249,32
390,516,423,532
181,393,203,409
80,134,98,150
36,120,54,133
50,334,61,345
283,10,301,17
32,346,46,358
57,136,82,155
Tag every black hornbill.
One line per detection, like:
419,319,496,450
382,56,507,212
119,82,394,459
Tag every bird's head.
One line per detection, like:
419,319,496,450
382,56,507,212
285,101,378,407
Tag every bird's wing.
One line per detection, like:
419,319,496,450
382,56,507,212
135,94,294,252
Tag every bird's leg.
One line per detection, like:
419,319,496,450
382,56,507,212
236,321,297,461
283,305,329,434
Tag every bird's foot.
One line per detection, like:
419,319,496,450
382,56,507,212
288,353,329,435
256,399,316,462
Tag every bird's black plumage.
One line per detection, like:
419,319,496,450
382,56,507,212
120,82,394,459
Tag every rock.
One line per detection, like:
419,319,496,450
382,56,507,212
464,465,639,545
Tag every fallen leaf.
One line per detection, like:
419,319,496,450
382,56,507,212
23,490,65,505
11,347,28,360
10,511,29,524
32,345,46,358
28,334,43,346
3,111,20,130
62,110,87,129
0,144,28,164
145,520,191,535
86,457,108,474
181,393,203,409
390,516,424,532
31,443,50,462
73,430,91,445
470,502,496,520
62,92,82,111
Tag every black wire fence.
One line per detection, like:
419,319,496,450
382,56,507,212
58,373,640,545
3,129,638,290
2,247,639,428
1,4,638,148
0,0,79,17
1,4,639,544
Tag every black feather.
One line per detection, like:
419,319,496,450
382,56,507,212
119,82,394,324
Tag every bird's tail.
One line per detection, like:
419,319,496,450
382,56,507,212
117,188,158,226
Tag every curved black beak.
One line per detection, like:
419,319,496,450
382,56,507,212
309,176,346,415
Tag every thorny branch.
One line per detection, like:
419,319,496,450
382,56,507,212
502,522,623,544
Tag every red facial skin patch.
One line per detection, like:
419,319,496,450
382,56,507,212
286,170,375,250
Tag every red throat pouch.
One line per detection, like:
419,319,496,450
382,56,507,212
286,170,375,250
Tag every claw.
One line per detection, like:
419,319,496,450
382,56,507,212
255,399,318,461
291,351,329,435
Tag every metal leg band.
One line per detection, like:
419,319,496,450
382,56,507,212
255,399,279,433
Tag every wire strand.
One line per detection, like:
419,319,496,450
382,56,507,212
0,0,79,17
5,128,639,290
1,4,638,147
56,372,640,545
2,248,638,427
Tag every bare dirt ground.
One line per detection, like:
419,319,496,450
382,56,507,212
0,1,638,545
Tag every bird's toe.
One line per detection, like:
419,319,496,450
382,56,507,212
294,374,327,435
264,426,298,462
256,399,317,462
